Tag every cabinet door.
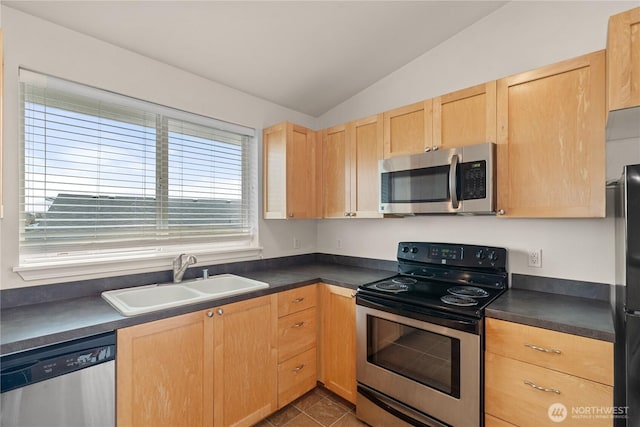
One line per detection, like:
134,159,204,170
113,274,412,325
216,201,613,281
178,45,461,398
432,81,496,150
213,295,278,427
322,124,349,218
383,100,433,158
320,284,357,404
350,114,383,218
287,124,319,219
607,7,640,111
117,311,214,427
263,122,319,219
263,123,288,219
496,50,606,218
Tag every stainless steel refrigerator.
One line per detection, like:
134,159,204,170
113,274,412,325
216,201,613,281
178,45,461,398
615,163,640,427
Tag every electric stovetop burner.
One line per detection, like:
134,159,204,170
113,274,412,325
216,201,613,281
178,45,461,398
357,242,508,318
392,277,417,285
447,286,489,298
440,294,478,307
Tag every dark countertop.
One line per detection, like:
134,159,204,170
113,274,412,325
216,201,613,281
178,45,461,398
486,288,615,342
0,262,395,356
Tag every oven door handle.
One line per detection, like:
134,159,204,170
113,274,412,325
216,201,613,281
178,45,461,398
356,293,479,334
449,154,459,209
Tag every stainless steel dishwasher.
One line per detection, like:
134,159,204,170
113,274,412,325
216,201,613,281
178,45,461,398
1,331,115,427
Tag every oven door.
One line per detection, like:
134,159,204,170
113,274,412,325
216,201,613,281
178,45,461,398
356,301,480,427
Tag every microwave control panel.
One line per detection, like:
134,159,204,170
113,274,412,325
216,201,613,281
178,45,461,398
460,160,486,200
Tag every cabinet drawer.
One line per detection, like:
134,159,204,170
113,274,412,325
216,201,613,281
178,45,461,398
278,307,317,363
277,347,317,408
278,285,317,317
485,352,613,427
485,414,517,427
485,318,613,385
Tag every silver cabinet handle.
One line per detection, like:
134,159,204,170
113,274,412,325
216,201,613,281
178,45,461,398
350,212,356,217
292,321,305,328
207,311,214,318
217,308,224,315
432,145,439,151
344,212,350,217
449,154,459,209
424,147,431,152
524,380,561,394
292,364,305,372
292,297,305,303
351,292,357,298
525,343,562,354
498,209,505,215
288,212,294,218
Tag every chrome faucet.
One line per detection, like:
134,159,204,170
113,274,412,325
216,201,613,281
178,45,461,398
173,253,197,283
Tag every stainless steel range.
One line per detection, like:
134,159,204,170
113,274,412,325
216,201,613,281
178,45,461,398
356,242,508,427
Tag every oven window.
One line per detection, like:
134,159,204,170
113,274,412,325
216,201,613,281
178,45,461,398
366,315,461,398
381,165,450,203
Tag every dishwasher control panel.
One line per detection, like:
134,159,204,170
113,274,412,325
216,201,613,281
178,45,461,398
1,332,115,393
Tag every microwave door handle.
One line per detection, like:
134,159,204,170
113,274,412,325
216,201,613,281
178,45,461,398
449,154,459,209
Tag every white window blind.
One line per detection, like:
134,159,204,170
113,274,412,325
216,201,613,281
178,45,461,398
19,69,257,263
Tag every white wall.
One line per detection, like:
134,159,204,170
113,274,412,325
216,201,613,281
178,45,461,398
316,1,640,285
0,7,317,289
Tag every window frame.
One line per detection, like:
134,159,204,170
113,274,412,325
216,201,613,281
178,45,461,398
15,69,261,281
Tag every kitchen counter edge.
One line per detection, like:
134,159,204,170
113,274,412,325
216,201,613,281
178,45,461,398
485,288,615,342
0,263,394,356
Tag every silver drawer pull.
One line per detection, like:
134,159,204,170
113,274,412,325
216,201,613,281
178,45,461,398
292,364,305,372
525,343,561,354
292,297,305,303
524,380,561,394
292,321,305,328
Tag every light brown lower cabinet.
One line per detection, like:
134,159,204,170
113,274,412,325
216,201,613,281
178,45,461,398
116,285,362,426
485,318,613,427
117,311,214,427
116,294,278,427
276,285,318,408
319,283,357,404
486,414,518,427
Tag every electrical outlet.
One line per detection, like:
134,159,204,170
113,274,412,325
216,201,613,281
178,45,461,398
293,238,301,249
528,249,542,268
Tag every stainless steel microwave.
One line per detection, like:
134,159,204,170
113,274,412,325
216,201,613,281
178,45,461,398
379,142,496,215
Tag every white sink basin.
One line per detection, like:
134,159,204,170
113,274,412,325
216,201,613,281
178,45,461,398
183,274,269,296
102,274,269,316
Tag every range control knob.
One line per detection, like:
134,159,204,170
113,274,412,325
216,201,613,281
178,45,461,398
411,247,419,254
488,251,499,262
401,246,410,253
475,250,486,260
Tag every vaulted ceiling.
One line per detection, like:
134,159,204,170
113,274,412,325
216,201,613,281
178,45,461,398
5,1,507,116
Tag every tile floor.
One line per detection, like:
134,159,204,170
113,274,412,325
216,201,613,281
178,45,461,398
254,386,368,427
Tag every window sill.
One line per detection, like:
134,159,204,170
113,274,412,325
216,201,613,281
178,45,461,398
14,246,263,282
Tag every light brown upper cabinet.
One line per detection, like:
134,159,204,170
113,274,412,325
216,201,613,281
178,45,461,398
383,100,433,158
432,81,497,150
322,114,383,218
496,50,606,218
263,122,320,219
607,7,640,111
